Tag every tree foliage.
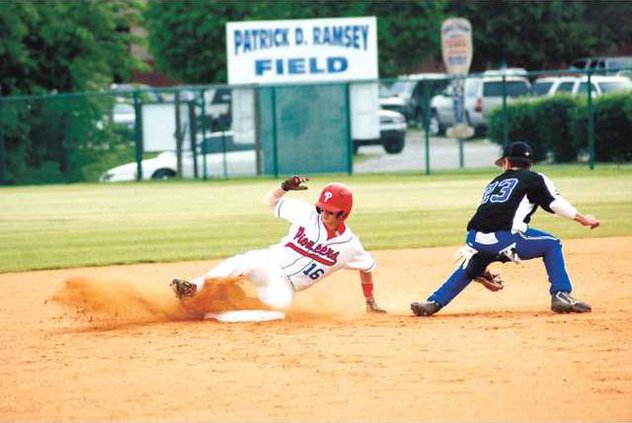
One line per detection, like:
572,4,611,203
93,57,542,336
0,0,145,95
143,0,446,83
447,0,632,71
144,0,632,84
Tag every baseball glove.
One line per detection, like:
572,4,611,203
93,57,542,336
281,175,309,191
473,270,504,292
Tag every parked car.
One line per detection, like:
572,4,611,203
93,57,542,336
353,109,407,154
569,56,632,75
429,69,531,135
379,74,450,128
110,83,164,102
111,101,136,130
99,131,256,182
531,75,632,97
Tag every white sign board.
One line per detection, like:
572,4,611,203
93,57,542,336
441,18,473,75
141,103,191,152
226,17,378,84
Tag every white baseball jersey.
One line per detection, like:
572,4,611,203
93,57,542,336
194,196,375,310
271,197,376,291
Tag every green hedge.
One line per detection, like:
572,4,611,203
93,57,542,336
488,93,632,163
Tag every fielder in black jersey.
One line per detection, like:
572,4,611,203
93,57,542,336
411,141,600,316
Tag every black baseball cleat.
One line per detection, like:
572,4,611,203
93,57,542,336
551,291,591,313
171,278,197,300
411,301,441,316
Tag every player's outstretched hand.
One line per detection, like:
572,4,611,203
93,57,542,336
281,175,309,191
583,214,600,229
575,213,600,229
366,297,387,313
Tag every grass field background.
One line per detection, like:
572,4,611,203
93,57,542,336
1,164,631,273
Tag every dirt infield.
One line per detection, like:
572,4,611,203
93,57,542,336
1,237,630,421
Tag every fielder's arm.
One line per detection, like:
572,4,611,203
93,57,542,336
549,198,600,229
539,174,600,230
361,270,387,313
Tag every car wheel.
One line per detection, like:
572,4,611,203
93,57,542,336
152,168,176,180
383,136,405,154
428,112,441,136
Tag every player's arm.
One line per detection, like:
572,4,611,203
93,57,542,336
360,270,387,314
263,175,309,209
535,173,600,229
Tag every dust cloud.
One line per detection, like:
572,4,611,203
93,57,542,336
52,276,268,328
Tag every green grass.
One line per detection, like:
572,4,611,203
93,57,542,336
1,164,631,273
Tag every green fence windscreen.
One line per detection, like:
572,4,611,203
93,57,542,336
259,83,351,176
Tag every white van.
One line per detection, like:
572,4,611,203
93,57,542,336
531,75,632,97
429,69,531,135
569,56,632,75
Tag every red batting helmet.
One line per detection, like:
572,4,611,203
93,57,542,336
315,183,353,218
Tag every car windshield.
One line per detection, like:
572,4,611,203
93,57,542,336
532,81,553,96
483,81,530,97
114,103,135,114
609,58,632,70
379,81,415,98
598,80,632,93
571,59,589,69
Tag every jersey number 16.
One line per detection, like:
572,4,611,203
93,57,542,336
303,263,325,280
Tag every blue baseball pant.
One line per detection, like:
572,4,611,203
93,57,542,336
427,228,572,307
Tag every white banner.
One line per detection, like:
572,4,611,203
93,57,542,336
226,17,378,84
441,18,473,75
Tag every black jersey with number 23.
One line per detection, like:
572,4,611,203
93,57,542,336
467,168,557,233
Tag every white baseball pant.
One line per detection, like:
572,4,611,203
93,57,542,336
192,248,295,310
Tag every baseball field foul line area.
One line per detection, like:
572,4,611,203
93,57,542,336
1,237,630,421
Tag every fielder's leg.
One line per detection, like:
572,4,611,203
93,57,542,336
515,228,572,295
515,228,590,313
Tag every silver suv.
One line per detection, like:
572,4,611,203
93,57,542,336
429,70,531,136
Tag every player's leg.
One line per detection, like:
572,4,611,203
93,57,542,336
251,264,295,310
515,228,590,313
412,232,499,316
424,267,471,307
172,251,259,300
204,249,294,310
515,228,572,295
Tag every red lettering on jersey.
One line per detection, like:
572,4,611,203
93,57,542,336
288,226,339,265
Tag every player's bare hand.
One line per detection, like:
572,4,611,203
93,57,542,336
584,215,600,229
576,214,600,229
366,297,387,313
281,175,309,191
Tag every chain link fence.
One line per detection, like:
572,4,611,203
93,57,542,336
1,67,630,185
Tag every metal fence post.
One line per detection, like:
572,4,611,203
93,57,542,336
587,71,595,170
0,99,7,185
502,74,508,146
199,88,208,180
133,91,143,181
345,83,353,175
271,87,279,178
188,101,198,178
423,82,430,175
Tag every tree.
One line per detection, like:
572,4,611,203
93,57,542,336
0,0,145,96
143,0,447,83
446,0,632,71
0,1,147,184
